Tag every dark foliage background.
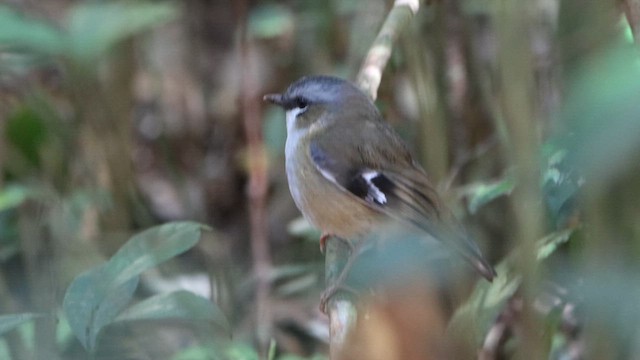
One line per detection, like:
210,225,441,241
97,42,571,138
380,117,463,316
1,0,640,359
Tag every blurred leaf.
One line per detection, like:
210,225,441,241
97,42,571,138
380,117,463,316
278,356,327,360
268,339,276,360
0,313,44,336
562,45,640,185
248,4,293,39
63,222,206,350
447,228,576,345
64,268,138,350
6,107,48,167
536,228,575,261
464,175,515,214
114,290,230,333
0,185,28,212
287,217,320,240
66,2,176,63
224,343,260,360
0,5,65,56
447,261,521,347
107,221,207,286
567,267,640,346
541,148,583,226
171,344,218,360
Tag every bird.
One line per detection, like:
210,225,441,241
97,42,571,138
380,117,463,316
264,75,496,308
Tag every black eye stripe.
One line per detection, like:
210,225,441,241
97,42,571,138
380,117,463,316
283,96,310,110
296,97,308,108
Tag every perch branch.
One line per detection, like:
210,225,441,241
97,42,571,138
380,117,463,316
356,0,420,100
326,0,420,357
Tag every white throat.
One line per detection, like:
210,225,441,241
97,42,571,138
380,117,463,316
284,106,308,162
285,106,307,133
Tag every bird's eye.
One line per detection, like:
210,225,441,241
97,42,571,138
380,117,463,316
295,97,309,110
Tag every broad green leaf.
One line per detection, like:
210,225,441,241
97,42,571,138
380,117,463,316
108,222,207,286
0,313,44,336
63,222,206,350
63,267,138,349
464,175,515,214
66,2,176,62
114,290,230,333
0,6,65,56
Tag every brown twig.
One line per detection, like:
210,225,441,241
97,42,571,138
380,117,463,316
236,0,273,355
325,0,420,357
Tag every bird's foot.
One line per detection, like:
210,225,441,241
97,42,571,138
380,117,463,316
319,233,331,254
319,234,356,254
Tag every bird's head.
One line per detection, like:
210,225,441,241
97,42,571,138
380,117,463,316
264,75,377,133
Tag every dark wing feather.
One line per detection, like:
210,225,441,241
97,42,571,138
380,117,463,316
309,118,496,280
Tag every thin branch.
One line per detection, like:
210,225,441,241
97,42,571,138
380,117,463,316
356,0,420,100
236,0,273,355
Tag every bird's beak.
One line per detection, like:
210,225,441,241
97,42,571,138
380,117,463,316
263,93,284,106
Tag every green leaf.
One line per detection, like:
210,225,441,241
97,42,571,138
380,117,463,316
268,339,276,360
0,313,44,336
447,228,576,346
63,222,206,350
171,344,219,360
108,222,207,286
447,262,521,347
114,290,230,333
0,5,65,56
66,2,177,62
248,4,293,39
536,228,575,261
464,175,515,214
6,107,48,166
225,343,260,360
0,185,29,212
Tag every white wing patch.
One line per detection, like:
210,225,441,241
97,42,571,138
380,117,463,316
362,170,387,205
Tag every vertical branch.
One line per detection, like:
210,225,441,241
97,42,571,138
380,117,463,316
356,0,420,100
236,0,273,355
495,1,545,358
326,0,420,356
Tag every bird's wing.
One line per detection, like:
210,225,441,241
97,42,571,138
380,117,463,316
309,119,496,280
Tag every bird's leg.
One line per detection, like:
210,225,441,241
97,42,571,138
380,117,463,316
319,233,355,254
320,238,366,314
319,233,330,254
